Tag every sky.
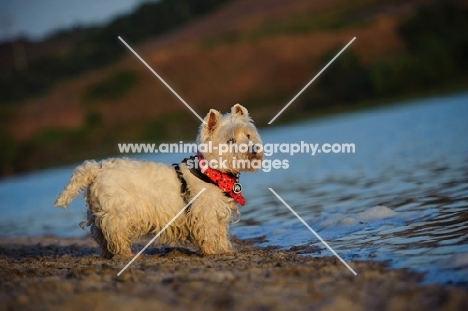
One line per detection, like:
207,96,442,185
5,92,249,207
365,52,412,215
0,0,158,42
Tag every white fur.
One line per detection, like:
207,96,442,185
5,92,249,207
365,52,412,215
55,104,263,258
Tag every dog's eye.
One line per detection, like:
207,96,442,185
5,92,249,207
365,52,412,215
247,134,250,139
228,138,236,144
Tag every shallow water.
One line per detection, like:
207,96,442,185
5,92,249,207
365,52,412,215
1,92,467,286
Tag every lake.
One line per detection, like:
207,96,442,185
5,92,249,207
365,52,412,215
1,92,467,286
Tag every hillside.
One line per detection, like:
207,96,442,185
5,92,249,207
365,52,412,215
1,0,467,175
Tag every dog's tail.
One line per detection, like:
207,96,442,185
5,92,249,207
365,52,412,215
55,160,101,208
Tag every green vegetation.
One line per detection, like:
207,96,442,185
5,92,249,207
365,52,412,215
85,111,103,128
250,1,374,38
201,31,242,49
83,70,139,102
142,112,198,142
305,2,468,109
0,111,199,175
202,0,375,48
0,129,15,175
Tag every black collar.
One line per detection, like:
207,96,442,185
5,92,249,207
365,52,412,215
183,156,216,185
173,156,216,193
172,156,229,207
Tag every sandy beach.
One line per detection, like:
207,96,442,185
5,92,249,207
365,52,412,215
0,236,466,311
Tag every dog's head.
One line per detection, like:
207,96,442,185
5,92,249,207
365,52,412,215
197,104,263,174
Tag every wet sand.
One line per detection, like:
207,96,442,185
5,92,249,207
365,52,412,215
0,236,466,311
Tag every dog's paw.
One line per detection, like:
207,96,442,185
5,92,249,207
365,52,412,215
100,252,114,260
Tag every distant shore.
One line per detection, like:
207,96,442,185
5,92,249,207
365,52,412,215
1,236,466,310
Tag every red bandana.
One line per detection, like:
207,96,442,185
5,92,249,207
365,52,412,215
197,153,246,206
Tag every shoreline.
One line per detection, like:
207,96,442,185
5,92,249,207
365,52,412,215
2,86,467,180
1,236,467,310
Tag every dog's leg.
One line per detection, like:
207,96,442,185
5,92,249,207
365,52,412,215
85,189,114,259
215,221,233,254
97,216,134,258
192,225,233,255
87,184,135,258
188,204,233,255
91,223,114,259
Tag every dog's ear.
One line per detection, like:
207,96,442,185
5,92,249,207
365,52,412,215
205,109,221,131
231,103,249,117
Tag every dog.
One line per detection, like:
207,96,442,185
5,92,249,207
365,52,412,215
55,104,263,258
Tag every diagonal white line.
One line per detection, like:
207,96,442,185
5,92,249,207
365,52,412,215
117,188,206,276
268,37,356,124
118,36,206,124
268,188,357,275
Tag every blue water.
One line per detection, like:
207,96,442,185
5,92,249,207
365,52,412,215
1,92,468,286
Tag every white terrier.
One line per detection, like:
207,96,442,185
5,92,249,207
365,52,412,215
55,104,263,258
